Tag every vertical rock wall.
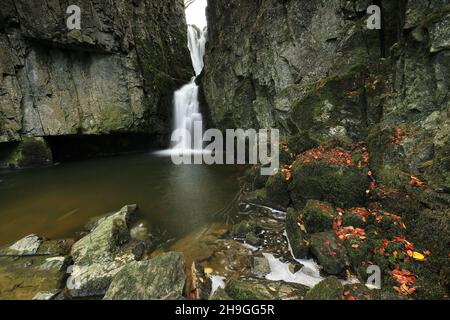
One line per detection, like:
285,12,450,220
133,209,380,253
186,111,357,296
0,0,192,144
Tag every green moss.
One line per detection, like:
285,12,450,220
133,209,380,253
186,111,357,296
290,159,370,208
421,5,450,27
231,220,260,239
101,107,133,132
289,65,369,146
285,208,309,258
0,138,53,168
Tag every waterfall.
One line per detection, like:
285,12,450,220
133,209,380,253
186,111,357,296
188,25,207,76
171,25,207,152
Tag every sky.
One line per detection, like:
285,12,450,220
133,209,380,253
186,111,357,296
185,0,208,29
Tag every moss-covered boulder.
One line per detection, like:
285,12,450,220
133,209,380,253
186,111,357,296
265,172,291,209
303,200,336,233
290,146,370,208
310,232,348,275
285,208,309,259
231,220,261,239
342,208,368,228
304,276,344,300
225,278,309,300
104,252,186,300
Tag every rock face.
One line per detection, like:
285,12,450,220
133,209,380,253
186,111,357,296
104,252,186,300
0,0,192,145
68,205,140,298
203,0,450,291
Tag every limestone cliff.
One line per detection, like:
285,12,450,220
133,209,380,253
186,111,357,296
0,0,192,145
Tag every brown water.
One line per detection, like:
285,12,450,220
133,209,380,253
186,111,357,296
0,153,244,246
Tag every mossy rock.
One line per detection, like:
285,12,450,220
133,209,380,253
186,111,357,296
290,159,370,208
265,172,290,209
231,220,261,239
225,278,309,300
303,200,336,233
305,276,344,300
287,132,318,155
245,232,262,247
310,232,348,275
242,188,273,209
289,65,371,146
408,262,447,300
285,208,309,259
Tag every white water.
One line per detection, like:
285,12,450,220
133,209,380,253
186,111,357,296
169,25,208,153
263,253,324,288
188,26,207,76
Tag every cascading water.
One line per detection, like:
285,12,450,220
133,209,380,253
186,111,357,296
171,25,207,152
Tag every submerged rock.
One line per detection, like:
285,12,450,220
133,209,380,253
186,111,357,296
68,205,138,298
225,277,309,300
0,255,70,300
104,252,186,300
310,232,347,275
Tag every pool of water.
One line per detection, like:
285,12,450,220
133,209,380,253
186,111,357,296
0,153,244,246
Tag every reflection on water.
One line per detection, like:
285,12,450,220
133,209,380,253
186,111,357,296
0,153,244,245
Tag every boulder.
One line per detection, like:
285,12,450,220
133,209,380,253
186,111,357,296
302,200,336,233
0,234,43,256
285,208,309,259
68,205,138,297
265,172,290,210
290,148,370,208
225,278,309,300
0,236,71,300
104,252,186,300
310,232,347,275
305,276,344,300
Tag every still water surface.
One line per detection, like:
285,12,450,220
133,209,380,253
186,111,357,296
0,153,243,245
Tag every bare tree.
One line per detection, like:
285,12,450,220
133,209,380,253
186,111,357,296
184,0,197,9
